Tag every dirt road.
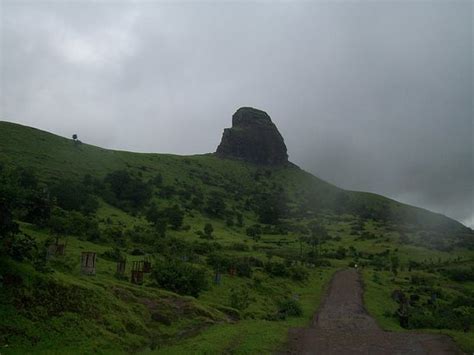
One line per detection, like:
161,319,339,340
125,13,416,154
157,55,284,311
284,269,463,354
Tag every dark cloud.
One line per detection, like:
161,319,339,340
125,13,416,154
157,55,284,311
1,1,472,226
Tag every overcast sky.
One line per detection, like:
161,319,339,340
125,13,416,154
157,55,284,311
0,0,472,227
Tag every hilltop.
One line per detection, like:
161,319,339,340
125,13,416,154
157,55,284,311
0,111,473,353
0,116,468,236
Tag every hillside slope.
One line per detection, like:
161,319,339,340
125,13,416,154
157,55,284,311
0,121,468,234
1,120,473,353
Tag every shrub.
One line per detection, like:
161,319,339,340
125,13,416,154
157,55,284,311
289,265,309,282
264,261,289,277
229,243,249,252
410,274,433,286
194,241,222,255
152,259,209,297
229,287,251,311
130,248,146,256
203,223,214,239
207,253,231,271
163,205,184,230
8,233,37,262
102,226,125,246
50,179,98,215
234,259,253,278
445,268,474,282
246,224,262,241
48,208,100,240
103,170,152,210
236,213,244,227
204,192,226,218
150,173,163,187
278,298,302,318
101,247,124,261
226,216,234,227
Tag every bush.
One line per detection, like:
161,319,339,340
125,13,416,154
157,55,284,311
203,223,214,239
50,179,98,215
234,259,253,278
226,216,234,227
318,259,332,267
229,287,251,311
102,226,126,246
8,233,37,262
207,253,231,271
246,224,262,241
48,208,100,240
445,268,474,282
193,241,222,255
229,243,249,252
163,205,185,230
130,248,146,256
204,192,226,218
264,261,289,277
103,170,152,210
278,298,302,318
289,265,309,282
410,274,433,286
101,247,124,261
152,259,209,297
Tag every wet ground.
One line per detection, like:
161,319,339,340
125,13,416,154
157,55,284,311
284,269,463,354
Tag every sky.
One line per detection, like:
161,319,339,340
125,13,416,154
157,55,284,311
0,0,472,227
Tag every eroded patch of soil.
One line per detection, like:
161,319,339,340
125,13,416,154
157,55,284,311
284,269,462,354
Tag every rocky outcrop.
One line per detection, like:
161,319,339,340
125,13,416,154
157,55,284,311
216,107,288,165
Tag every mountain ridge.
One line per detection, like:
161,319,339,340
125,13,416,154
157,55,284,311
0,120,469,232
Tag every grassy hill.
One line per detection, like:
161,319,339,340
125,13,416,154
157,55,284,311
0,120,473,353
0,121,467,234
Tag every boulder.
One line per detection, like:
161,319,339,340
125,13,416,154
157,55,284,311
216,107,288,165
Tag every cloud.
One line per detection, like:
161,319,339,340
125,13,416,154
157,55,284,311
0,0,472,226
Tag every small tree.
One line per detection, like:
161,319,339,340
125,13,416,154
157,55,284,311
204,192,226,218
164,205,184,230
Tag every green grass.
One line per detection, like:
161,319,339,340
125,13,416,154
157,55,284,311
0,121,467,235
152,269,335,354
363,269,474,352
0,120,473,353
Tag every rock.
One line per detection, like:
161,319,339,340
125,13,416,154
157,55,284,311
216,107,288,165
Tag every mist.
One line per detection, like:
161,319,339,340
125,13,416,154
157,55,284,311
1,0,472,227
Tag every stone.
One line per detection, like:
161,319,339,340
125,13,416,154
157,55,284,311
216,107,288,165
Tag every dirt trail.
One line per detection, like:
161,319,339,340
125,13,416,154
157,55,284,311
283,269,463,354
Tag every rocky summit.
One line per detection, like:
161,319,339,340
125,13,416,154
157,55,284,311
215,107,289,165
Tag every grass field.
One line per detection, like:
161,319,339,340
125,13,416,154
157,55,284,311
0,121,473,353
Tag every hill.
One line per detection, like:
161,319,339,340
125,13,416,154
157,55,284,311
0,118,473,353
0,120,467,235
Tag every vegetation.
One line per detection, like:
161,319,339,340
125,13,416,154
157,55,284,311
0,121,472,353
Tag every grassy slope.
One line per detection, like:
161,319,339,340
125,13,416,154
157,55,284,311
0,121,473,353
0,121,340,353
0,121,465,233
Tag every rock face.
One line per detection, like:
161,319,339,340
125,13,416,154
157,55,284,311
216,107,288,165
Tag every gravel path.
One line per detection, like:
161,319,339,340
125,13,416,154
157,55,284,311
283,269,463,354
